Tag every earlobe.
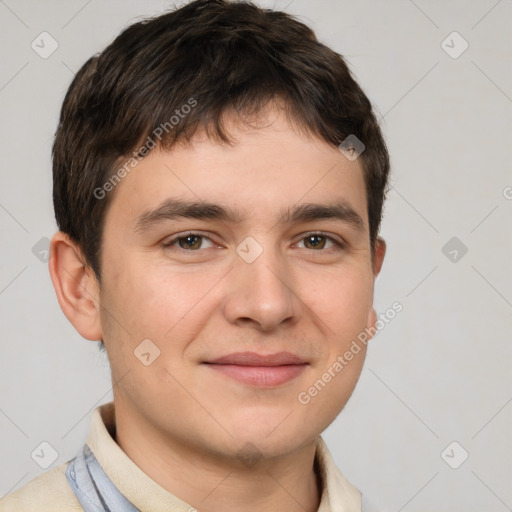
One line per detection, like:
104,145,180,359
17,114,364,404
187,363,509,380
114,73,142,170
48,231,103,341
366,307,378,341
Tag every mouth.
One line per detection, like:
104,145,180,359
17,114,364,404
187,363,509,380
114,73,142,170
202,352,308,387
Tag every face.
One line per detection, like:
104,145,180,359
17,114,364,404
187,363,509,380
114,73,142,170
97,107,384,462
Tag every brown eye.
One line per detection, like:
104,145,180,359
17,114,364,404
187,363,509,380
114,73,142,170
163,233,215,251
303,234,327,250
296,233,344,251
178,234,202,250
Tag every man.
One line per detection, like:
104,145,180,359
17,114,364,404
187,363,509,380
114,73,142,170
0,0,389,510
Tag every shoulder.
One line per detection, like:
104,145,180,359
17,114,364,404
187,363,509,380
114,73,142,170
0,462,82,512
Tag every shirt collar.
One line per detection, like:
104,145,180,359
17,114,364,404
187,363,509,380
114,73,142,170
86,401,361,512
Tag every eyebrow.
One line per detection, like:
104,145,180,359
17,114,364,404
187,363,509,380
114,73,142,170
134,198,365,233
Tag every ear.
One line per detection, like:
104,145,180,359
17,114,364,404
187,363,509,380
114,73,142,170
372,236,386,277
48,231,103,341
366,236,387,336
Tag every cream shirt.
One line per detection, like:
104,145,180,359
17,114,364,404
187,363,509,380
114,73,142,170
0,402,361,511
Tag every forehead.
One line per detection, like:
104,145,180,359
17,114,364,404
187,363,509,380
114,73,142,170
104,108,369,232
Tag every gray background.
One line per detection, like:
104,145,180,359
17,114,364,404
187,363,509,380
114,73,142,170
0,0,511,510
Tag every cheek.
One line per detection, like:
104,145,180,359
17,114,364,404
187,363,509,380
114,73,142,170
305,265,374,335
102,256,225,344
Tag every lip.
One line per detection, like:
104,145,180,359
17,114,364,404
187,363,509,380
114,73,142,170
206,351,306,366
203,352,308,387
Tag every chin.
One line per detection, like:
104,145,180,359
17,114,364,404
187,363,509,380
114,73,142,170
226,419,314,455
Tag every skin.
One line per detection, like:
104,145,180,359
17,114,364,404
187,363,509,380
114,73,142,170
50,105,385,512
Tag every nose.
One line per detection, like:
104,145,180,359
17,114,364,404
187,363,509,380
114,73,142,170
222,241,299,332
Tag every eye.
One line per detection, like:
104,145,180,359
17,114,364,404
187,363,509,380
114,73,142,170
296,232,344,251
161,231,344,253
162,232,215,251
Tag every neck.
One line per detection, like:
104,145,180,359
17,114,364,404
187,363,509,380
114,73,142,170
113,400,322,512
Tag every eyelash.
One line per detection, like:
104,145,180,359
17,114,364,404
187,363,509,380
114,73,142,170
162,231,345,252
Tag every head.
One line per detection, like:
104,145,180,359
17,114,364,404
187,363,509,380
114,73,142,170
50,0,389,464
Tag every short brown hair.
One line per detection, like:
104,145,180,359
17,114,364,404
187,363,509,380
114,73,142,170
53,0,390,281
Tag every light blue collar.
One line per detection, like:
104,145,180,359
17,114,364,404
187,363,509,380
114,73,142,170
66,444,140,512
